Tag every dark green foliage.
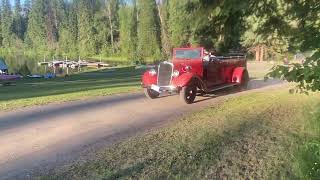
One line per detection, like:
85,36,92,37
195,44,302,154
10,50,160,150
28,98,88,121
13,0,24,40
267,0,320,92
119,4,137,60
25,0,47,52
137,0,162,61
58,3,78,58
1,0,13,47
77,0,96,57
167,0,191,48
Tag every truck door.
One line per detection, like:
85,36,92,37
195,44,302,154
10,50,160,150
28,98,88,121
206,59,224,86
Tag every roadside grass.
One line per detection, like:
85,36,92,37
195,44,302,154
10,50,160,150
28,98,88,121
45,89,320,179
247,61,276,79
0,66,143,111
295,103,320,178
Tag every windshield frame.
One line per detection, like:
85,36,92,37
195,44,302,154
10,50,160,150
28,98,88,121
173,48,203,60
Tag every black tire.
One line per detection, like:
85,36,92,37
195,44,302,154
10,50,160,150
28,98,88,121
236,70,249,91
180,83,197,104
144,88,160,99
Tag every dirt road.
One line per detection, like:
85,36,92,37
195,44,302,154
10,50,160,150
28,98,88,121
0,79,284,180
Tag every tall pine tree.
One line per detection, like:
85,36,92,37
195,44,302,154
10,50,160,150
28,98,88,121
25,0,47,52
13,0,24,40
167,0,191,48
77,0,96,57
58,2,78,58
119,1,137,60
137,0,161,61
1,0,13,47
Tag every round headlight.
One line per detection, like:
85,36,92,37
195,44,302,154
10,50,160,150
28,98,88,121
149,69,157,76
172,70,180,77
185,66,192,71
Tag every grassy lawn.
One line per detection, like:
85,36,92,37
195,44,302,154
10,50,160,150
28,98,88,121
0,66,143,111
45,89,320,179
247,61,277,79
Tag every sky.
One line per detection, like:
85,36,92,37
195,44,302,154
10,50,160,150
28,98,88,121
9,0,24,6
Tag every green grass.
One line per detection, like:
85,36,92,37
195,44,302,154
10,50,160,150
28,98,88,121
0,66,143,111
247,61,278,79
295,103,320,178
45,89,320,179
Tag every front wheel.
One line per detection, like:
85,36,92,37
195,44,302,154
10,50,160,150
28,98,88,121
144,88,160,99
180,84,197,104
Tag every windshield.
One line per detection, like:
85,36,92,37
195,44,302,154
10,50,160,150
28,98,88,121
175,49,202,59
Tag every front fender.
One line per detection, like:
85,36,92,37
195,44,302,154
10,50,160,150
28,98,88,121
142,71,157,87
232,67,247,83
172,73,195,87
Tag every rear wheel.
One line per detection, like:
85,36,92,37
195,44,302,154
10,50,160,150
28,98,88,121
180,83,197,104
144,88,160,99
236,70,249,91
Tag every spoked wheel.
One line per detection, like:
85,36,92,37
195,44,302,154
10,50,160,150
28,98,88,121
236,70,249,91
144,88,160,99
180,83,197,104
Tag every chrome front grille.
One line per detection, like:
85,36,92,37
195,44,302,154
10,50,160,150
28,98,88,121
157,62,173,86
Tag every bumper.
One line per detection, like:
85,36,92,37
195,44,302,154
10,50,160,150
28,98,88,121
149,84,178,93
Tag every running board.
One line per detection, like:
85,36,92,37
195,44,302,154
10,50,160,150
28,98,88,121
205,83,238,93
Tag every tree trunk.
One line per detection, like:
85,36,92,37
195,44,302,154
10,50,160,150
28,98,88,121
260,45,264,61
255,45,260,61
106,0,115,54
157,4,171,57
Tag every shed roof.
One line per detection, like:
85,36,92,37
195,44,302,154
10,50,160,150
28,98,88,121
0,59,8,70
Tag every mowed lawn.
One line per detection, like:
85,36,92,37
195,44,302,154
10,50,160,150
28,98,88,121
0,67,143,111
45,88,320,179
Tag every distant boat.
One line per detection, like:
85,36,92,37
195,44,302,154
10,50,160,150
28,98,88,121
0,58,22,81
0,74,21,81
0,58,8,74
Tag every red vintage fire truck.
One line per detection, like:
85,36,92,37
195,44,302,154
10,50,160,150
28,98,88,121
142,47,249,104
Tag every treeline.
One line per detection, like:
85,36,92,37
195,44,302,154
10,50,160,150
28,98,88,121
0,0,316,62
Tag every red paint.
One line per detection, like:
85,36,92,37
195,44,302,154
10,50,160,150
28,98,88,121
173,47,204,78
142,71,157,87
171,73,194,87
232,67,246,83
142,47,247,91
